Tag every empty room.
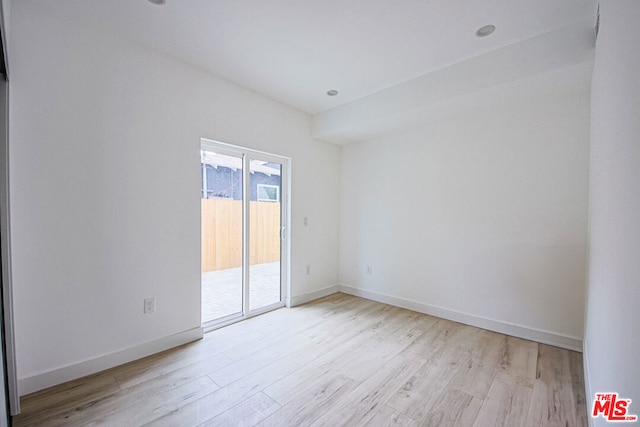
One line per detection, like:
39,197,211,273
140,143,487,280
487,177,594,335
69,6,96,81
0,0,638,426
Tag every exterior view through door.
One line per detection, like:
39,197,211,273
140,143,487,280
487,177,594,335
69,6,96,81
200,139,289,328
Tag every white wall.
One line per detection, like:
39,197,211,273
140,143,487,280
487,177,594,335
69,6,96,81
340,62,591,349
9,1,339,394
585,1,640,423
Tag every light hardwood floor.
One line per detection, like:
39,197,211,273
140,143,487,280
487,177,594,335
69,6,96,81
14,293,588,426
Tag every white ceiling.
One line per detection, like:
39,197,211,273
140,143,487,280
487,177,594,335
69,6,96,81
41,0,598,115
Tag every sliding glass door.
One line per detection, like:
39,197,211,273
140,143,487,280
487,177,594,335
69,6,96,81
249,158,282,311
201,149,244,323
201,139,289,328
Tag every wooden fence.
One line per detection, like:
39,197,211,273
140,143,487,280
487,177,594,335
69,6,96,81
201,199,281,272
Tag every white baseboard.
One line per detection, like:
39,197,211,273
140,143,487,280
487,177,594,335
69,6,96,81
19,326,204,396
339,284,583,352
287,285,339,307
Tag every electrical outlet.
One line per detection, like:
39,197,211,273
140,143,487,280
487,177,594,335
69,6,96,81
306,265,311,275
144,297,156,314
366,265,373,274
303,217,308,226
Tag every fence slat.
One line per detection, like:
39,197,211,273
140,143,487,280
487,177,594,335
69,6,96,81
201,199,281,272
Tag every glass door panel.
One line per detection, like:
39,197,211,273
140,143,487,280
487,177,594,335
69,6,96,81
201,149,244,324
249,159,282,311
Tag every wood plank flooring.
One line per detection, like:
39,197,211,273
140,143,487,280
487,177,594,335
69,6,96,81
13,293,588,426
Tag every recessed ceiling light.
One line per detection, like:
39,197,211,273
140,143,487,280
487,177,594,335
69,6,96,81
475,25,496,37
147,0,166,5
327,90,339,96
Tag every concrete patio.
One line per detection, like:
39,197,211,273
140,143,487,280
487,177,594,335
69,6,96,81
201,261,281,324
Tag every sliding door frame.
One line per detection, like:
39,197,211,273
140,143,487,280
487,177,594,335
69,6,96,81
201,138,290,331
